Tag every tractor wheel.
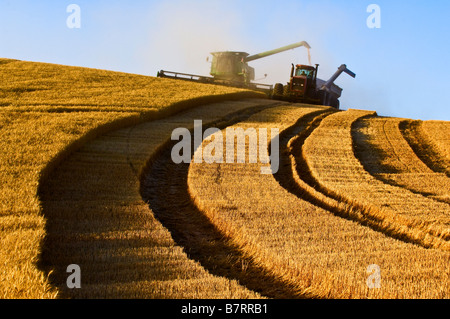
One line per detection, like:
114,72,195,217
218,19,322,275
272,83,284,99
282,85,293,102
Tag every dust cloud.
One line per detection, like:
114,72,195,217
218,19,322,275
140,1,366,111
142,1,337,84
142,1,246,77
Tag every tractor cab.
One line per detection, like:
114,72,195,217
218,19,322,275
288,64,319,97
294,65,315,78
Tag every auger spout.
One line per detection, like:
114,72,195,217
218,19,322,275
321,64,356,92
245,41,311,62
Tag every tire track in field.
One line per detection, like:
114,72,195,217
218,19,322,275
400,120,450,177
186,105,450,298
140,104,303,299
300,110,450,250
272,111,446,249
352,117,450,205
37,99,278,299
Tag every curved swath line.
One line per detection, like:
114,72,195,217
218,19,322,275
186,106,450,298
140,104,304,299
400,120,450,177
352,117,450,205
273,112,447,249
301,110,450,250
184,105,339,299
37,99,275,299
421,121,450,167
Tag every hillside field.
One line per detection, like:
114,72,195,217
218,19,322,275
0,58,263,298
0,58,449,299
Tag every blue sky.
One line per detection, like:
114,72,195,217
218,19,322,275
1,0,449,120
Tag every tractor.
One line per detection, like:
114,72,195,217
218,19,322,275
273,63,356,109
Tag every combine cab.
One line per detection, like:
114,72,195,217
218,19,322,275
273,63,356,109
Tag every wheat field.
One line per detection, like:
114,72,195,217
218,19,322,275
401,120,450,177
1,57,449,299
303,110,450,249
0,58,263,298
422,121,450,164
353,116,449,203
38,99,279,299
187,105,450,298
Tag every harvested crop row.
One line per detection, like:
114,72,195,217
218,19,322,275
140,101,304,299
353,116,449,203
0,111,139,299
188,105,450,298
0,58,264,298
38,99,276,299
422,121,450,162
303,110,450,249
402,120,450,176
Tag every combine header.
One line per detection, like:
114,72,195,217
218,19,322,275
157,41,311,94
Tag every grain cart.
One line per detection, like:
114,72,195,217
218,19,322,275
273,63,356,109
157,41,311,94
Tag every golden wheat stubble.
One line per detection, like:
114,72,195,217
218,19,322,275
353,116,450,203
0,58,263,298
304,110,450,247
38,99,277,299
188,106,450,299
421,121,450,168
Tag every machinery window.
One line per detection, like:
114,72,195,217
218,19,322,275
295,68,313,78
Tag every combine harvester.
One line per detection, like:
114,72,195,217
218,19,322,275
157,41,355,109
